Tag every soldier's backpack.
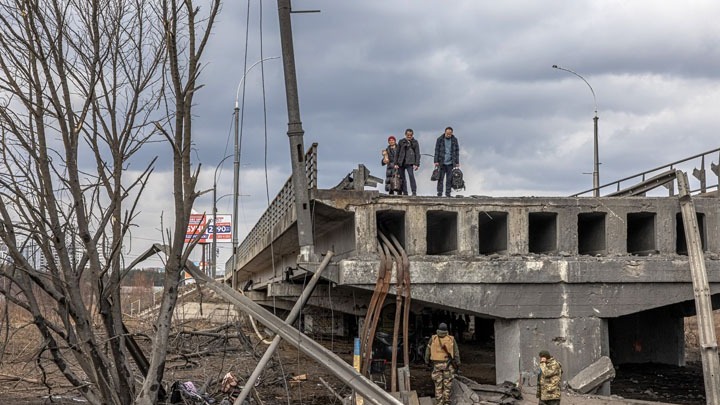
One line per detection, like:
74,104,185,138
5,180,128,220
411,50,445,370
451,168,465,191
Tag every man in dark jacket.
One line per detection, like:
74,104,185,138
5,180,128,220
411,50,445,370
396,128,420,196
434,126,460,197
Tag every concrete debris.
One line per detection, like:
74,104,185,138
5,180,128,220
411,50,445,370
389,390,421,405
289,374,307,385
568,356,615,394
333,164,382,190
451,375,522,405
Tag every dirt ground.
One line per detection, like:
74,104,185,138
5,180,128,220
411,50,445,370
1,305,719,404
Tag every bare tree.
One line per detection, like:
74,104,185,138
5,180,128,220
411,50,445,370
136,0,220,403
0,0,220,404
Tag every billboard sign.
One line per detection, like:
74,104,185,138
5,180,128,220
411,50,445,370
185,214,232,243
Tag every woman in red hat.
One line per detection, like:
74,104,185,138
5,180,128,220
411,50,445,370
381,135,401,194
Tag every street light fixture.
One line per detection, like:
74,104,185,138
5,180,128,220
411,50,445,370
552,64,600,197
211,155,232,278
231,56,280,288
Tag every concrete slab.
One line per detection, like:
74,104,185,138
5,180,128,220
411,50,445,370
569,356,616,394
417,397,434,405
389,391,420,405
517,386,679,405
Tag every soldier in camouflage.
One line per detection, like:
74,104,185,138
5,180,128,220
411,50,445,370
536,350,562,405
424,323,460,405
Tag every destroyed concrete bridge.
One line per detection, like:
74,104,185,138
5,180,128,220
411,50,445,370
224,144,720,393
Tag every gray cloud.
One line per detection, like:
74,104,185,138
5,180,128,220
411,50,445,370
126,1,720,267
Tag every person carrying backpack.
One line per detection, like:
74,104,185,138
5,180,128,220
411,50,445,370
433,126,460,197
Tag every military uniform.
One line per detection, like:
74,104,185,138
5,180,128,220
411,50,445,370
536,352,562,405
424,325,460,405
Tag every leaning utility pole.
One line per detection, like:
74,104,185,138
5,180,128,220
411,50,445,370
277,0,315,262
677,171,720,405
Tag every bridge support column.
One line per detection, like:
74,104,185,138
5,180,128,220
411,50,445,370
405,205,426,255
507,207,529,254
495,317,610,394
459,208,479,255
355,206,377,255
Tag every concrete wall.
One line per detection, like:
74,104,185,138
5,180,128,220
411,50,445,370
342,196,720,260
495,317,609,387
315,215,356,258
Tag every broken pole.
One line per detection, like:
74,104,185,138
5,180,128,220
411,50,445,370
277,0,315,262
233,251,334,405
677,170,720,405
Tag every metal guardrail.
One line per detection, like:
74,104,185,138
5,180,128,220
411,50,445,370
571,147,720,197
229,143,318,273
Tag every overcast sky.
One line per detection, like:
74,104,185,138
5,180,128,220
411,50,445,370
130,1,720,269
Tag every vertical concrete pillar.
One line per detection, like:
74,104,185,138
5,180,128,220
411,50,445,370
405,205,426,255
458,208,479,255
354,206,376,255
557,210,578,254
655,205,675,254
605,207,627,255
507,207,528,255
495,317,609,391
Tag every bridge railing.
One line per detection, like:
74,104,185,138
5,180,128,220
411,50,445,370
571,147,720,197
228,143,318,274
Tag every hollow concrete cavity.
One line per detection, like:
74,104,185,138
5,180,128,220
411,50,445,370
578,212,606,255
529,212,557,254
479,211,508,254
627,212,656,255
426,210,458,255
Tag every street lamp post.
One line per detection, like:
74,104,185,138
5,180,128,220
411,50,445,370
231,56,280,289
211,155,233,279
552,64,600,197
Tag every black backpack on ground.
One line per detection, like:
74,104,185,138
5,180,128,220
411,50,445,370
451,168,465,191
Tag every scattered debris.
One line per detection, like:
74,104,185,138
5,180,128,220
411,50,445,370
451,375,522,404
289,374,308,386
221,372,238,394
0,373,41,385
333,164,382,190
170,380,215,404
319,376,345,402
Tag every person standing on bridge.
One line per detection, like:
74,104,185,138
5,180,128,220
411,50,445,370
396,128,420,196
537,350,563,405
434,126,460,197
424,322,460,405
382,135,401,195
